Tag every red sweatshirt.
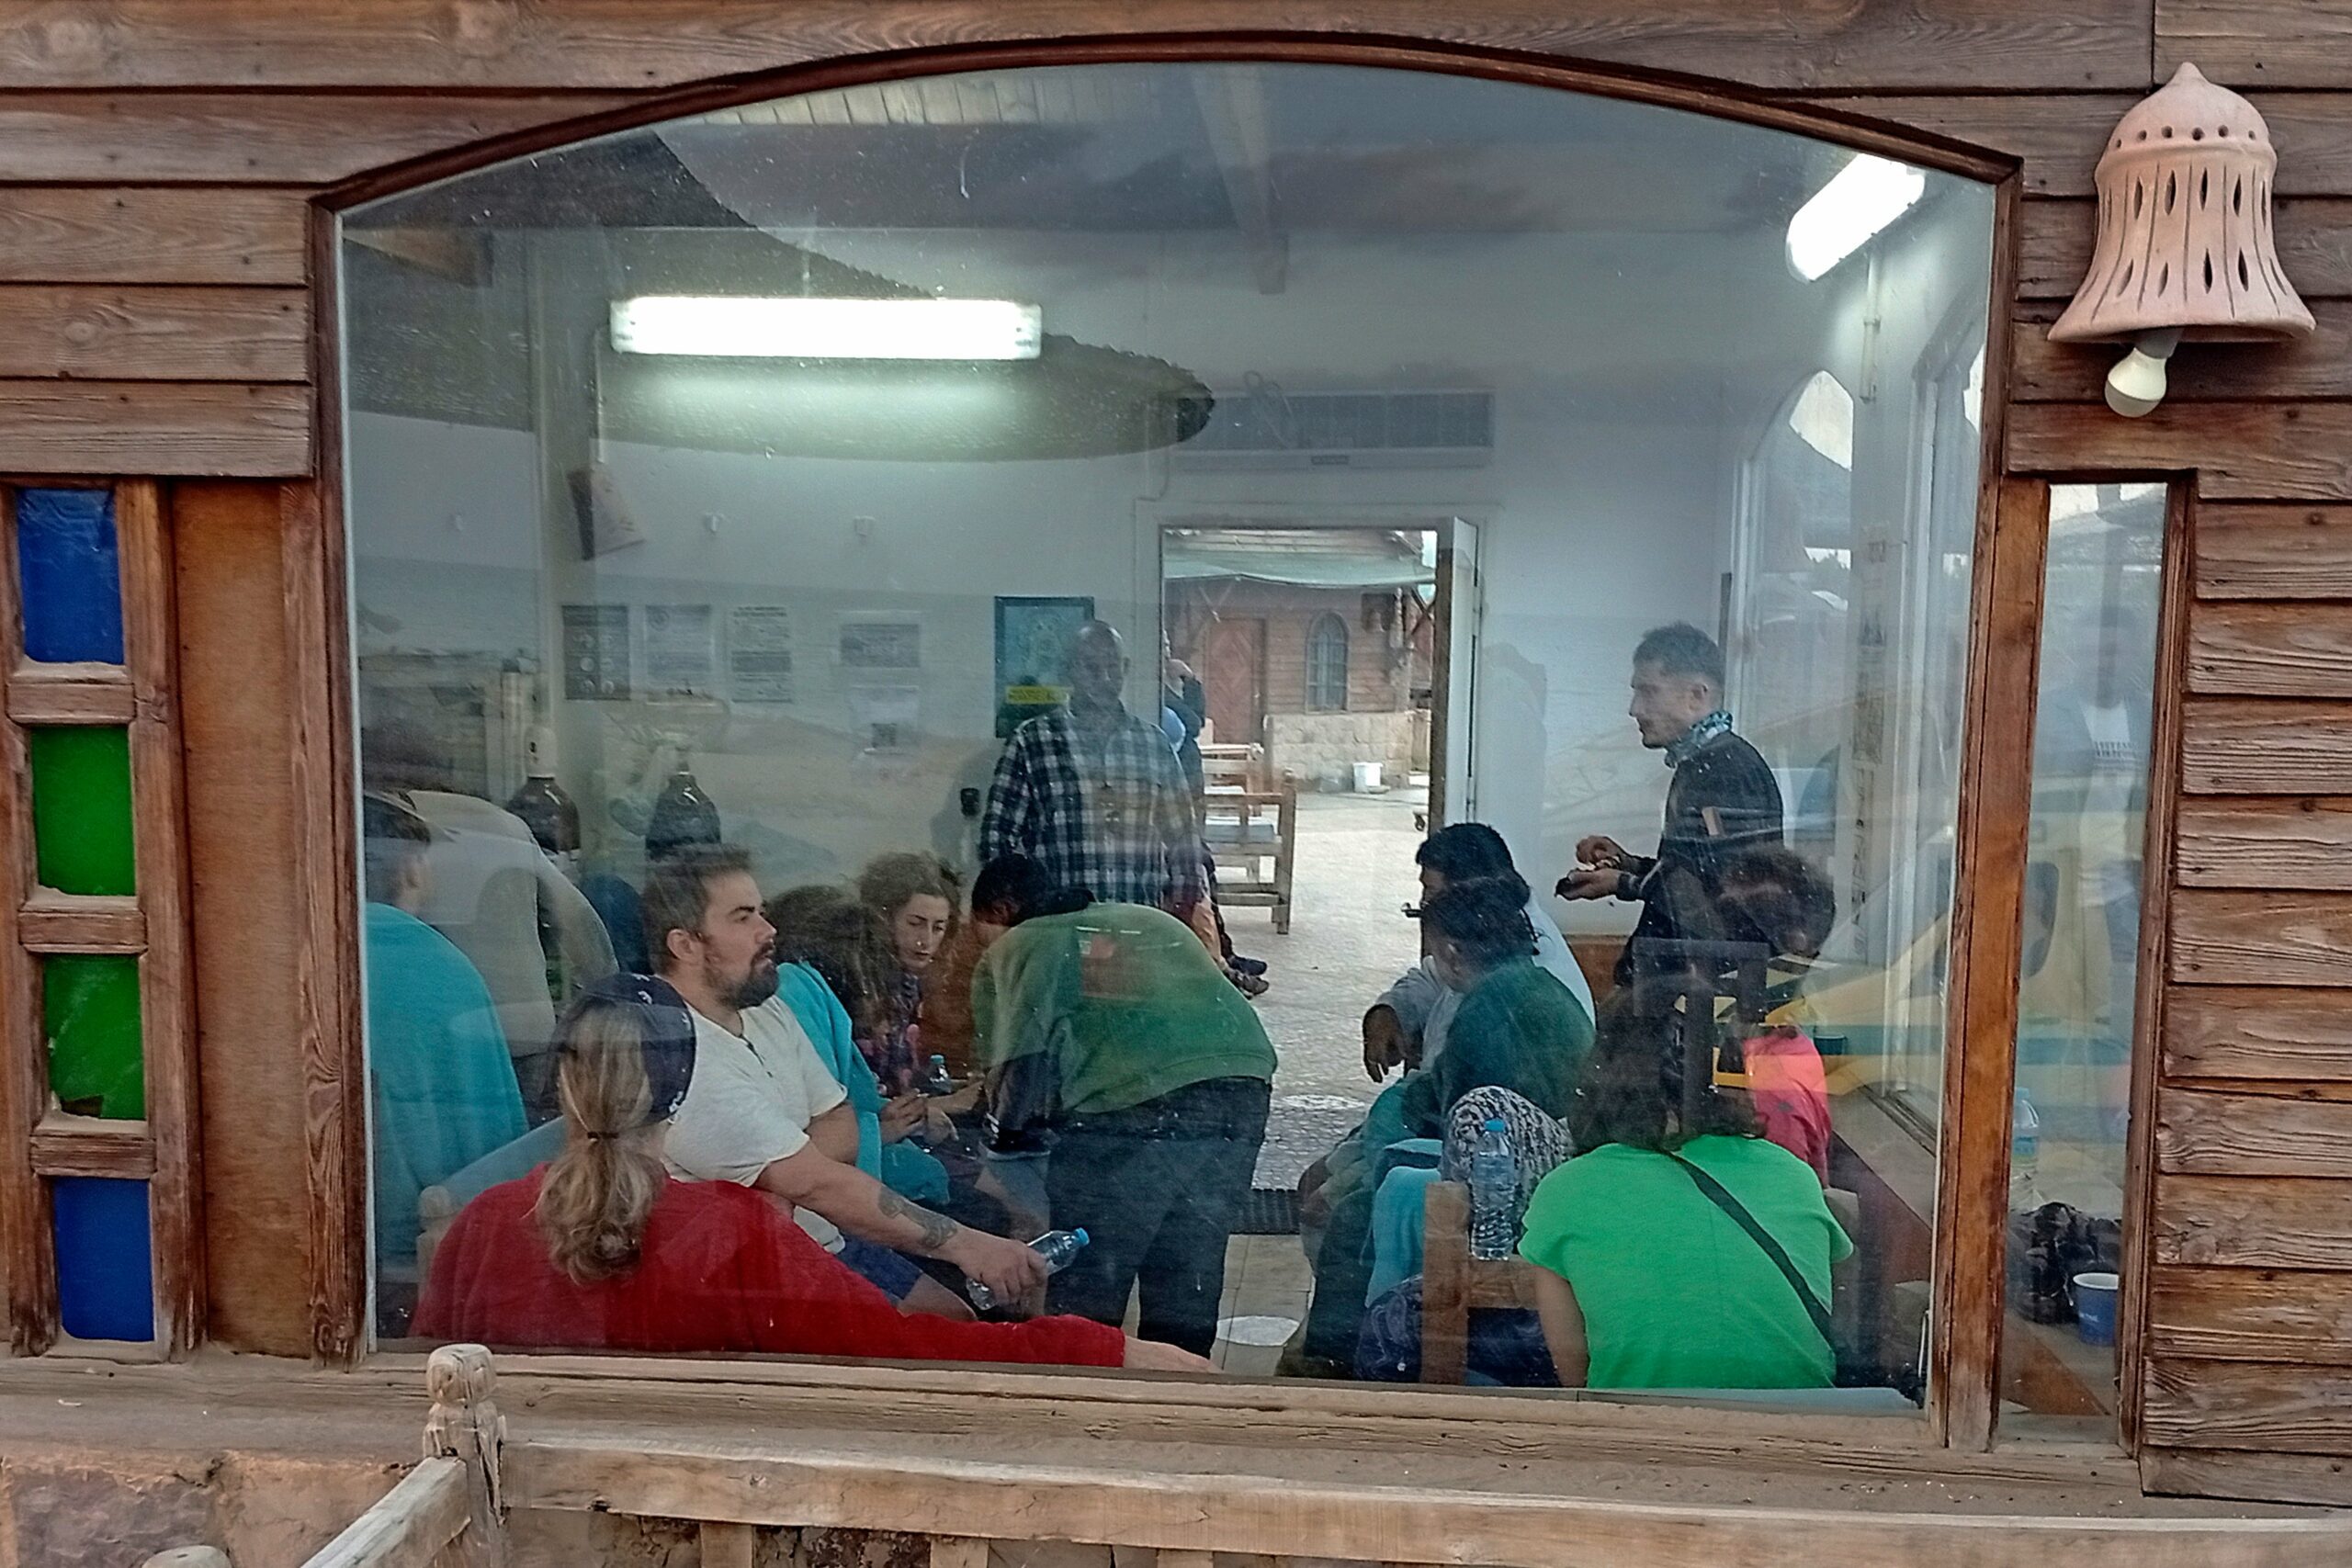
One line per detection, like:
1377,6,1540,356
414,1170,1125,1369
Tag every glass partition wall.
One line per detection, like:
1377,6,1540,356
340,61,2025,1413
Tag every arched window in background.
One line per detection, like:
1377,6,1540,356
1306,613,1350,711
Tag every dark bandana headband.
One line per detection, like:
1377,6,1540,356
560,971,698,1126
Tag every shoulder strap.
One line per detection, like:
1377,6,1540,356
1668,1151,1835,1350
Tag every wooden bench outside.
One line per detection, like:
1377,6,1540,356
1204,781,1297,934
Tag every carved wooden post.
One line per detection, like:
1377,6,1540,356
424,1343,507,1566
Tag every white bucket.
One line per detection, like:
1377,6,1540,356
1351,761,1385,793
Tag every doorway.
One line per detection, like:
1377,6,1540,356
1160,523,1471,1183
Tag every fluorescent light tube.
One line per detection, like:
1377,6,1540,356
1786,155,1928,281
610,296,1043,360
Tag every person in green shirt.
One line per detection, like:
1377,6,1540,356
972,854,1275,1354
1519,980,1851,1391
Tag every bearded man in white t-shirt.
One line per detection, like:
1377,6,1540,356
648,843,1045,1314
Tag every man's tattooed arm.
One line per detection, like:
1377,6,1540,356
877,1187,960,1255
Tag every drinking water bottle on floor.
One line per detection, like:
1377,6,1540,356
967,1227,1091,1311
919,1054,956,1096
1469,1118,1518,1260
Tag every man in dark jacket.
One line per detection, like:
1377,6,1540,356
1556,622,1785,985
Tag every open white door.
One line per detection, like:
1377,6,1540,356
1434,516,1480,825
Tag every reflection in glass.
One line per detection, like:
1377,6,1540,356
2001,483,2163,1435
341,62,2001,1409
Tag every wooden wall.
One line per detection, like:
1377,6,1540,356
1,0,2350,1506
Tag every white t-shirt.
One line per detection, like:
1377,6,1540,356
664,997,851,1249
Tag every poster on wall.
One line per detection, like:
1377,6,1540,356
729,605,794,705
560,603,632,700
993,594,1094,738
839,615,922,672
643,604,717,697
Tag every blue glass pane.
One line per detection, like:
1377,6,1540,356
51,1177,153,1342
16,487,124,664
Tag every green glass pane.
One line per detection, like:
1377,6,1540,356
45,954,142,1120
30,727,135,896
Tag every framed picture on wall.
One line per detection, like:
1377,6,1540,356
993,594,1093,738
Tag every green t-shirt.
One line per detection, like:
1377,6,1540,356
974,903,1276,1115
1517,1134,1851,1391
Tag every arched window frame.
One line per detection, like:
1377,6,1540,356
1306,612,1350,712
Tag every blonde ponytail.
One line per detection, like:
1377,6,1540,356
533,1000,668,1283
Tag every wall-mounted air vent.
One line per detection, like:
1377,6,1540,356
1170,387,1494,469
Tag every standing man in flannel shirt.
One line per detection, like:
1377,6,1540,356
980,620,1210,930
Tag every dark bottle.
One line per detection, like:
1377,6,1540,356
506,725,581,858
646,764,721,862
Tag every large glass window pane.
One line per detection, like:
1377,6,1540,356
2001,482,2164,1436
343,63,1994,1407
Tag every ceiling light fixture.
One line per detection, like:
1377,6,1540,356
1786,154,1928,281
610,296,1044,360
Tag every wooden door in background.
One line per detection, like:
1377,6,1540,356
1199,616,1267,746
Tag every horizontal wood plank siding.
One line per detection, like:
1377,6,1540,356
0,188,308,284
2154,1175,2352,1269
2148,1266,2352,1362
2140,1446,2352,1507
2157,1088,2352,1177
0,286,308,381
2177,797,2352,888
2189,603,2352,696
2182,701,2352,794
2155,1,2352,90
2020,197,2352,300
2197,505,2352,600
2172,890,2352,987
2165,986,2352,1080
2014,303,2352,401
0,1,2162,92
0,378,309,475
2143,1359,2352,1454
2008,403,2352,499
0,93,624,184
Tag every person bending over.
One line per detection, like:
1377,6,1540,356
416,976,1208,1372
972,854,1275,1355
1520,981,1849,1390
648,843,1045,1314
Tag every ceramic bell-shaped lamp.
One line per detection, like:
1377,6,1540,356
2050,62,2313,416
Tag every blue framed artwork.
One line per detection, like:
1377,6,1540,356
993,595,1093,738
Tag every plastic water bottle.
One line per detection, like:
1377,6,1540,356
967,1227,1090,1312
919,1054,956,1096
2009,1089,2041,1211
1468,1118,1518,1260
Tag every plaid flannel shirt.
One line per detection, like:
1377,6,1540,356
978,704,1208,912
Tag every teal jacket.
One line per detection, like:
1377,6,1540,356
777,963,947,1204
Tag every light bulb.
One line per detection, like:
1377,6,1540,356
2103,328,2183,418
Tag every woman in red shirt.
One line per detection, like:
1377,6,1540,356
415,975,1209,1372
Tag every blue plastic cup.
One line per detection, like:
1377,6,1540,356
2073,1270,2120,1347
